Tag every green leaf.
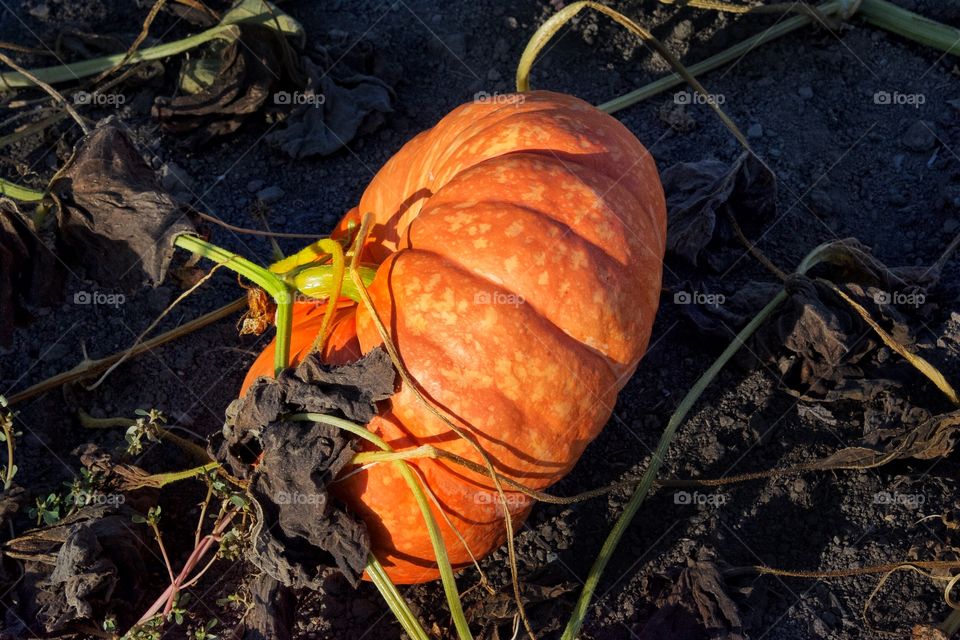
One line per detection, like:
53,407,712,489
178,43,228,94
220,0,304,43
228,494,248,509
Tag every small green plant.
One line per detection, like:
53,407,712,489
191,618,219,640
215,590,250,611
29,492,62,526
102,614,118,633
63,467,103,509
28,467,111,525
167,592,191,626
124,613,164,640
124,409,166,456
132,505,162,527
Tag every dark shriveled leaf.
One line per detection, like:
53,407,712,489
759,239,944,400
50,123,195,291
804,410,960,471
211,348,396,588
642,552,745,640
152,15,396,158
152,25,296,143
662,151,776,268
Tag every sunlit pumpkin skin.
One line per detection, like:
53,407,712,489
247,301,361,369
242,91,666,583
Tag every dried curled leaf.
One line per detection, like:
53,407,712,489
642,551,745,640
153,24,296,142
761,239,950,401
662,151,776,268
210,349,396,588
4,505,150,634
239,286,275,336
804,410,960,471
153,6,396,158
50,123,196,291
264,38,396,158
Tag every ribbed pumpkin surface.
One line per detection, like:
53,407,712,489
242,91,666,583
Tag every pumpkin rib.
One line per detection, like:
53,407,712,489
403,148,661,368
402,208,639,371
355,250,618,482
362,318,609,478
407,98,579,168
413,152,638,266
366,243,620,396
524,146,667,261
355,92,662,258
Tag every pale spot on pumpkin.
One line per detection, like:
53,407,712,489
522,184,545,203
474,238,489,249
493,358,520,392
454,200,479,209
446,212,474,233
406,311,429,334
538,272,549,286
503,256,518,273
533,252,546,266
505,221,524,237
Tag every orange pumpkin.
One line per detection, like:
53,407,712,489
242,91,666,584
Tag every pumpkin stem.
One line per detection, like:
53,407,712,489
174,234,294,376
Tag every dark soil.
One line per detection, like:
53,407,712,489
2,1,960,638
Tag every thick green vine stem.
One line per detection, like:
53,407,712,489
366,554,431,640
0,0,303,90
173,234,379,376
174,234,293,375
858,0,960,54
560,244,832,640
0,179,44,202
